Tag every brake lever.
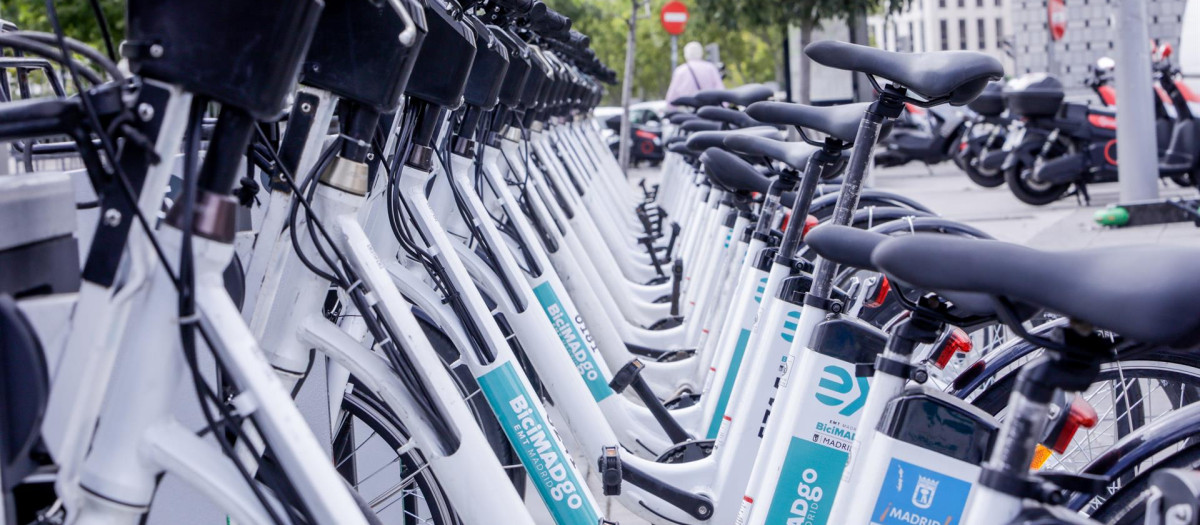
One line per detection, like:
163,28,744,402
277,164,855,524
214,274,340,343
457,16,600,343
386,0,419,47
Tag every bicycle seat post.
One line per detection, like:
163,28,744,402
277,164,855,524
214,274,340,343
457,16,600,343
807,87,906,302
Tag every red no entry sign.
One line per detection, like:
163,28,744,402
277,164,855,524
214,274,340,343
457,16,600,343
661,1,688,35
1047,0,1066,41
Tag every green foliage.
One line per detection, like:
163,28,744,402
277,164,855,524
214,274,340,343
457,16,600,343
1,0,125,53
696,0,905,30
555,0,778,105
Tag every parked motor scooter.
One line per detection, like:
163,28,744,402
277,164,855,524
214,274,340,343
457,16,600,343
1001,74,1123,204
874,103,969,168
973,59,1119,185
1002,54,1179,205
954,82,1014,187
605,113,665,166
1152,44,1200,187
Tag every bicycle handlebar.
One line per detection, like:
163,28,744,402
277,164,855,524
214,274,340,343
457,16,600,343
528,3,571,38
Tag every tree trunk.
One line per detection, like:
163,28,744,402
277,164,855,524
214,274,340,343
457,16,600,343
798,19,814,105
618,0,638,174
848,10,874,102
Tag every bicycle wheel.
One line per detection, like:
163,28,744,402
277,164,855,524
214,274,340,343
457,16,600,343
1087,443,1200,525
971,355,1200,476
334,385,459,525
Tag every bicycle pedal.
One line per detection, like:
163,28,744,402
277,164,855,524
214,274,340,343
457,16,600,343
599,446,622,496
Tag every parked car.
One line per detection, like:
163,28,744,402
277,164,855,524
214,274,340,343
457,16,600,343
596,101,667,166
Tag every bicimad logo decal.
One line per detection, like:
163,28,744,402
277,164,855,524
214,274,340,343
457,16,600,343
814,364,869,416
779,310,801,343
754,276,768,303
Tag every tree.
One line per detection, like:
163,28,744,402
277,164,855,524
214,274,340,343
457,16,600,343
694,0,904,103
2,0,125,54
556,0,777,105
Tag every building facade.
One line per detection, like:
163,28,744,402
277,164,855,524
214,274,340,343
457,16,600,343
869,0,1190,96
868,0,1016,73
1009,0,1186,93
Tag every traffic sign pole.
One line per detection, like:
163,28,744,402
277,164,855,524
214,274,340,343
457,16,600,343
671,35,678,73
660,1,688,94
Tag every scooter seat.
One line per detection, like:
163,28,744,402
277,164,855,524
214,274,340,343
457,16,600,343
746,101,871,144
700,147,772,194
723,134,819,171
694,83,775,107
696,106,767,129
873,235,1200,347
806,40,1004,106
679,119,723,133
685,127,782,152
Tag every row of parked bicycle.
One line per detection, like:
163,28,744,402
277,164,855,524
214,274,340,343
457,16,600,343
4,1,1200,525
876,42,1200,206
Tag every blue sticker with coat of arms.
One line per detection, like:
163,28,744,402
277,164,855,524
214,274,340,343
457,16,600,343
870,458,972,525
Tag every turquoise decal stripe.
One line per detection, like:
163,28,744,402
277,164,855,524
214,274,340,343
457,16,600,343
478,363,602,525
764,437,848,525
780,310,801,343
870,458,972,525
705,329,752,438
532,281,613,401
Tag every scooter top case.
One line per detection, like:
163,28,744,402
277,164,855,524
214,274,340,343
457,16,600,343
1004,74,1065,119
968,81,1005,117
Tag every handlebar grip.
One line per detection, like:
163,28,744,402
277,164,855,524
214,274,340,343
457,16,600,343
568,29,590,48
529,4,571,36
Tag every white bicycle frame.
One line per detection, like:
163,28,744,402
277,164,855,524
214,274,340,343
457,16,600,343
37,81,368,525
243,89,539,524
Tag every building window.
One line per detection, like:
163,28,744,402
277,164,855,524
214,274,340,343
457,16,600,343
959,19,968,50
995,0,1002,6
909,21,916,51
939,0,946,7
978,18,986,49
996,18,1004,42
940,19,949,50
977,0,984,6
958,0,965,7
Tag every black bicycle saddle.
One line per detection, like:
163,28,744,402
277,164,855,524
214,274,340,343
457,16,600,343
680,119,723,133
667,141,694,156
694,83,775,107
668,112,700,125
805,40,1004,106
696,106,766,129
723,134,819,171
806,225,1011,319
701,148,771,194
746,102,870,144
686,127,782,151
873,236,1200,347
671,95,702,108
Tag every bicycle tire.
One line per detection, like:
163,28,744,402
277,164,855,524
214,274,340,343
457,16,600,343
1088,443,1200,525
335,386,460,525
970,355,1200,476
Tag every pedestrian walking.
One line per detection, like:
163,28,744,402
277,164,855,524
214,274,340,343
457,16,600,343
666,41,724,105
